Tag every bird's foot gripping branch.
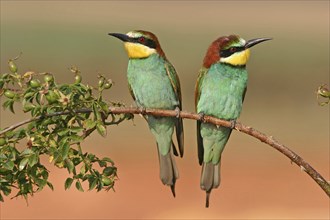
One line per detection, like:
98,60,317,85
0,58,134,202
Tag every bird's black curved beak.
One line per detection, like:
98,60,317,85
245,37,272,49
108,33,130,42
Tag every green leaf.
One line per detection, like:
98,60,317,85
34,178,47,189
28,154,38,167
84,119,96,130
88,178,98,191
0,193,4,202
57,129,70,136
21,148,34,156
87,153,96,161
3,161,15,170
80,165,86,175
98,160,106,167
93,103,102,121
40,169,49,180
35,92,42,105
0,73,9,79
70,127,84,133
65,159,74,174
96,122,107,137
31,106,42,116
8,101,15,113
64,178,73,190
47,182,54,191
103,167,115,176
23,102,36,113
19,157,29,171
23,91,35,99
101,176,112,186
60,143,70,160
99,101,109,114
69,135,83,143
102,157,114,165
1,185,12,196
2,100,15,113
75,181,84,192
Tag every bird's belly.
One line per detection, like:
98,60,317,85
200,97,242,120
135,83,177,109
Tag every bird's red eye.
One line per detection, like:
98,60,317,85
230,47,237,53
138,37,145,43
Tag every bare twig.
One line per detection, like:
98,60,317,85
0,109,92,135
1,106,329,197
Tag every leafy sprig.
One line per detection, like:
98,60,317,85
0,56,133,202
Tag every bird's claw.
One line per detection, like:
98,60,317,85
198,112,206,123
174,107,180,118
138,106,146,118
230,119,241,131
230,120,236,129
138,106,147,115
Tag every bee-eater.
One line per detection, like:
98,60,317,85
108,30,184,197
195,35,271,207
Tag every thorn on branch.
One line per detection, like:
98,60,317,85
291,155,297,163
300,165,307,172
316,177,324,183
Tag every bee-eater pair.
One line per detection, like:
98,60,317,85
108,30,271,207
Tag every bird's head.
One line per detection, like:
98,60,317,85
203,35,271,68
108,30,165,59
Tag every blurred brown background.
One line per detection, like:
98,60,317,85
0,1,329,219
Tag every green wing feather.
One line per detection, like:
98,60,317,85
195,67,208,165
194,67,208,110
127,82,136,101
164,60,184,157
164,61,182,108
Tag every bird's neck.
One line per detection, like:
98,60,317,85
128,53,164,70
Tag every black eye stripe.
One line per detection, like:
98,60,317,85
220,46,245,58
132,37,157,49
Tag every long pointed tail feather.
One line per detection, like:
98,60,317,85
206,190,211,208
171,140,179,157
157,146,179,197
175,117,184,157
200,162,220,207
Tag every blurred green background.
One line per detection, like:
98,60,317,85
0,1,329,219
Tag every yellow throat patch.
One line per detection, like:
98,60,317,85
124,42,156,59
220,49,251,66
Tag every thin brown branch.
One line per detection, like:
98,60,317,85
109,107,330,197
1,106,329,197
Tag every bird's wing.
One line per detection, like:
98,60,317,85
165,61,184,157
164,61,182,109
127,82,136,101
196,120,204,165
195,67,208,165
194,67,208,110
242,87,247,103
